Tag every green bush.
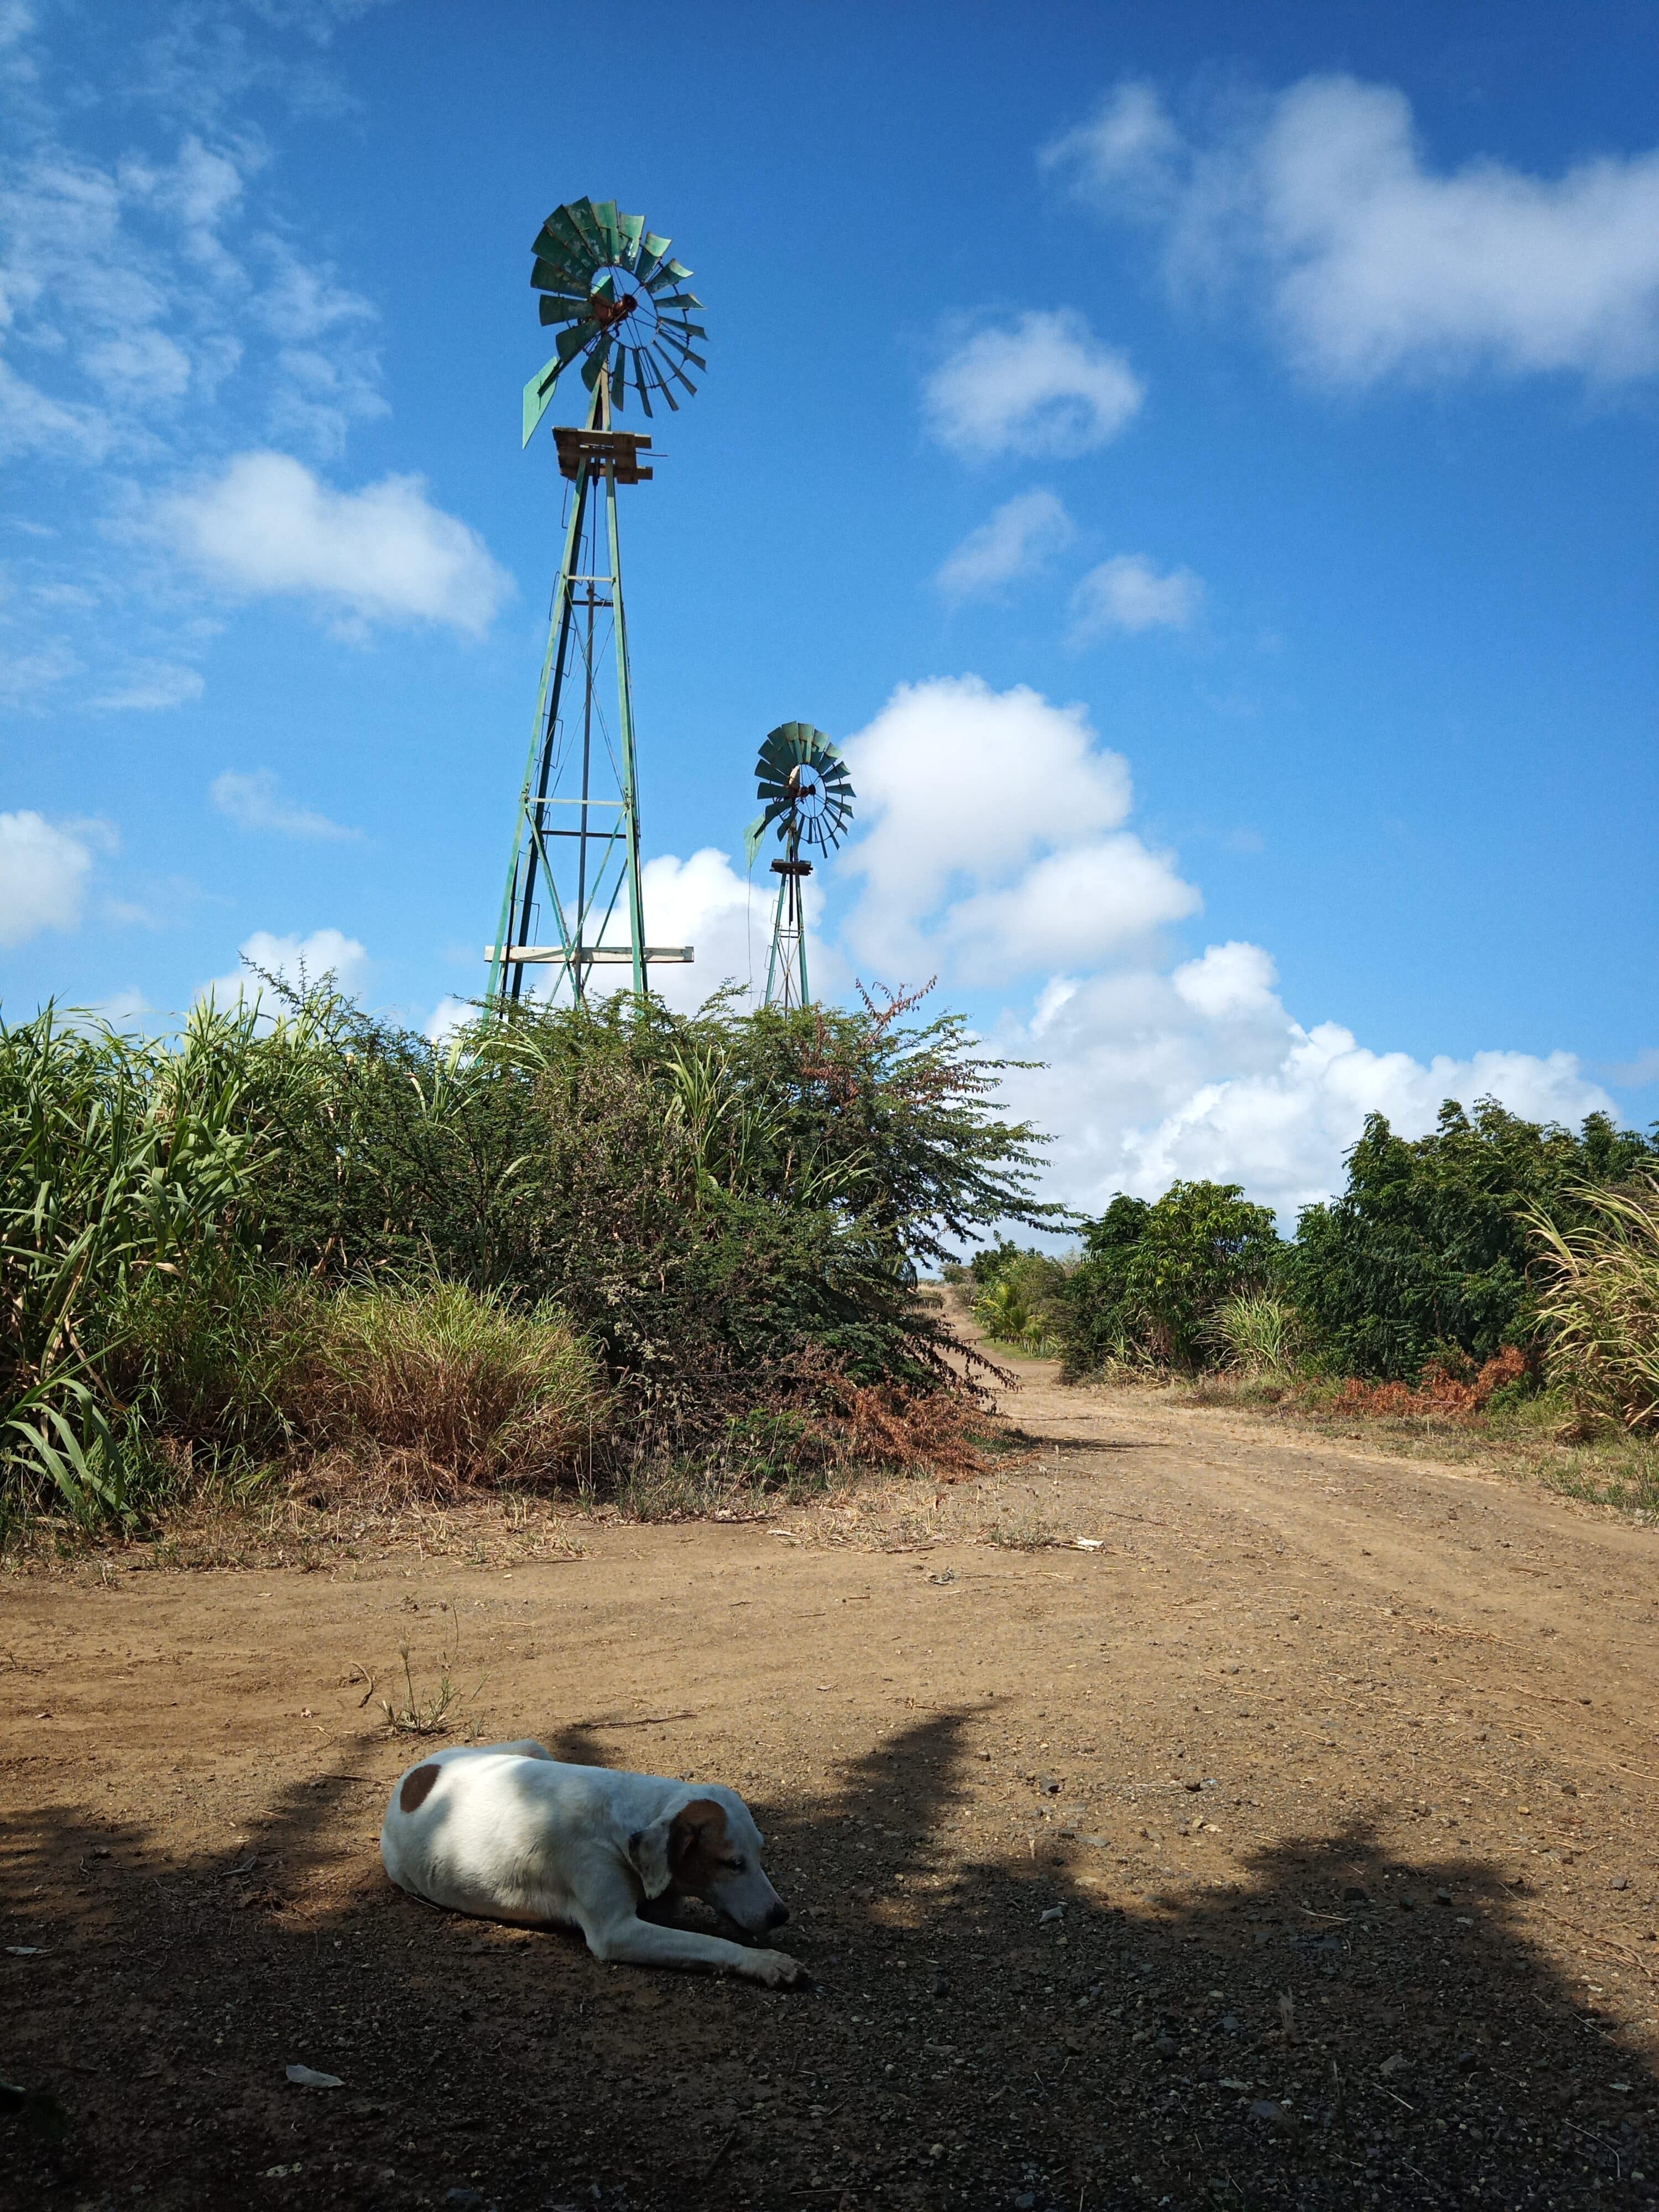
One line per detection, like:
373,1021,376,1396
1060,1182,1282,1378
1290,1100,1659,1381
968,1243,1071,1355
3,983,1055,1521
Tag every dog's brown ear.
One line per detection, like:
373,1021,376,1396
669,1797,728,1878
627,1819,675,1900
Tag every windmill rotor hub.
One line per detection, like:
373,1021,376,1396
589,289,638,328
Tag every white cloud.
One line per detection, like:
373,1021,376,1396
922,310,1145,458
162,452,511,638
828,680,1616,1217
936,489,1074,600
1070,554,1203,638
425,994,475,1047
839,677,1193,983
635,847,774,1013
83,987,153,1029
91,660,204,711
1041,80,1183,213
0,807,93,943
1047,74,1659,386
201,924,368,1007
941,836,1200,981
505,846,800,1017
1172,940,1279,1021
0,9,395,707
0,633,78,706
994,945,1616,1222
1608,1047,1659,1088
211,766,357,841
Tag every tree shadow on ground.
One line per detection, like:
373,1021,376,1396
3,1709,1656,2211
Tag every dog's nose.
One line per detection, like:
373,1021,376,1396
765,1900,790,1930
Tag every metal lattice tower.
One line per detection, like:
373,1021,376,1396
487,198,707,1007
744,723,854,1010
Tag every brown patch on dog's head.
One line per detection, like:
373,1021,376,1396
399,1762,441,1815
669,1797,729,1887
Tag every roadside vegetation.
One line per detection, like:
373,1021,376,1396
1,982,1055,1540
12,974,1659,1543
954,1098,1659,1517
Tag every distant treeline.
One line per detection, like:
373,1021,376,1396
957,1100,1659,1431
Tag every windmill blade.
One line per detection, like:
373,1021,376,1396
580,334,613,392
533,211,586,263
644,257,694,295
591,199,622,255
565,198,607,262
531,257,585,296
755,743,802,796
555,322,592,367
757,724,817,782
538,295,587,327
615,211,645,269
635,231,674,285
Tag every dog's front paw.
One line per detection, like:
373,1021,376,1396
749,1948,810,1991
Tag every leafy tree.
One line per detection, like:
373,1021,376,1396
1289,1099,1659,1380
1060,1182,1281,1376
963,1240,1072,1354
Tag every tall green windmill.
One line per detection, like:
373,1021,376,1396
744,723,854,1010
487,198,707,1007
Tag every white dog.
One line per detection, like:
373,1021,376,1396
380,1739,806,1989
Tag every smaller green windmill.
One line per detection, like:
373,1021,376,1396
744,723,854,1010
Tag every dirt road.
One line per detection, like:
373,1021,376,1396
3,1359,1657,2210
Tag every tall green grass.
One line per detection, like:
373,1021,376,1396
1203,1291,1301,1378
1528,1181,1659,1432
1,1001,266,1519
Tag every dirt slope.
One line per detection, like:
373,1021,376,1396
3,1359,1657,2211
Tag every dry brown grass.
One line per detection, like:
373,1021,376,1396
1327,1343,1530,1419
289,1280,603,1492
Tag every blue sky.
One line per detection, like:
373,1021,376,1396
3,0,1656,1215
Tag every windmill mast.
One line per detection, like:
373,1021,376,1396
487,199,706,1009
766,822,813,1010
